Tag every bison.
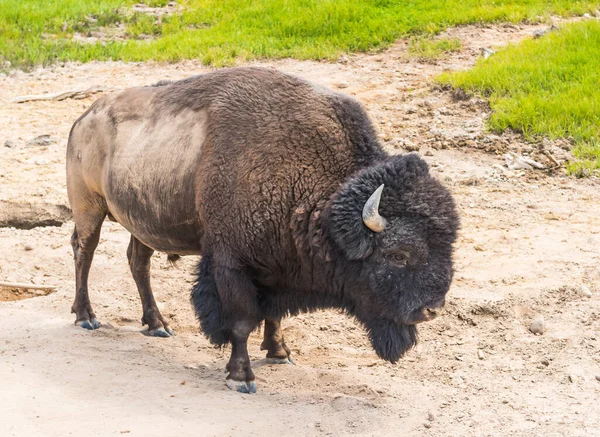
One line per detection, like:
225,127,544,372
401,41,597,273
66,67,458,393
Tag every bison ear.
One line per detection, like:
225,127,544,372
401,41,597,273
329,184,378,261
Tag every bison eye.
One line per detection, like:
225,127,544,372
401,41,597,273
393,252,409,266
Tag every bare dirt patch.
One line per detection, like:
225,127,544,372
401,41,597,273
1,20,599,437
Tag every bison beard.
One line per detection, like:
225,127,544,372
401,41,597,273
364,319,418,363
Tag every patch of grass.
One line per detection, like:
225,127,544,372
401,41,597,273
0,1,599,69
408,37,462,61
438,20,600,175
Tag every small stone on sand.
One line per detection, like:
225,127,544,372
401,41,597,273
529,316,545,335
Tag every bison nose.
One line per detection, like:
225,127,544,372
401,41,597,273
405,299,447,324
412,302,446,324
423,306,444,321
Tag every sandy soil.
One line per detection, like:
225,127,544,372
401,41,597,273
1,20,600,437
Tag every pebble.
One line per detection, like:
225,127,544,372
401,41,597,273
4,139,16,148
404,142,420,152
27,134,56,147
481,47,496,59
595,375,600,382
529,316,545,335
427,411,435,422
24,243,34,251
335,81,349,89
579,284,592,298
477,350,485,360
452,375,465,386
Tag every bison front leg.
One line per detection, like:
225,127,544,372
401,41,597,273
192,257,261,393
225,320,257,393
216,267,261,393
215,265,262,393
127,236,173,337
261,318,294,364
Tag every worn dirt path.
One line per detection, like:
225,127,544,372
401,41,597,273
1,19,600,437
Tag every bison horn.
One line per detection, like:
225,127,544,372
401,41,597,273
362,184,386,232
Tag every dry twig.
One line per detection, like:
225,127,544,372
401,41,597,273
12,86,114,103
0,281,57,291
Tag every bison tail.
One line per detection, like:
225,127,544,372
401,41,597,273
191,255,230,346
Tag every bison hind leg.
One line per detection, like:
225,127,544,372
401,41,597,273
70,204,106,331
191,255,229,345
261,318,294,365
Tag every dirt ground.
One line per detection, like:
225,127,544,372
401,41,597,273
1,19,599,437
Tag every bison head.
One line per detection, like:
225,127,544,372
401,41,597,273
328,154,458,362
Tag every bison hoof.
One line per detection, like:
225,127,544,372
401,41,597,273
147,327,174,337
266,357,295,365
78,319,101,330
226,379,257,394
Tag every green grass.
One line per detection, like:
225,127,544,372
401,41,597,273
408,36,461,61
1,0,599,69
438,20,600,176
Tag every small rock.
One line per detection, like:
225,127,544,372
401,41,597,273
430,127,443,137
427,411,435,422
452,375,464,385
477,350,485,360
595,375,600,382
481,47,496,59
423,423,432,429
529,316,545,335
533,29,549,39
4,139,16,148
424,150,434,156
583,13,591,18
27,134,56,147
505,152,544,170
404,105,417,114
335,81,349,89
541,359,550,367
404,142,420,152
24,243,34,251
579,284,592,298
